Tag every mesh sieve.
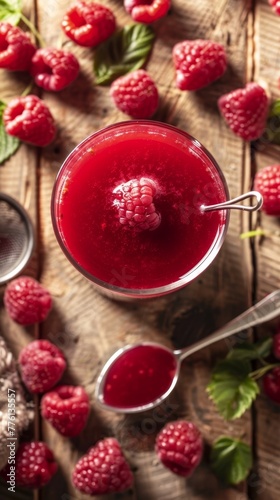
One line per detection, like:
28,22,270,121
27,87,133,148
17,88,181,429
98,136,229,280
0,193,35,284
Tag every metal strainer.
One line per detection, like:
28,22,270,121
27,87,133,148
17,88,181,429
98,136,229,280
0,193,35,284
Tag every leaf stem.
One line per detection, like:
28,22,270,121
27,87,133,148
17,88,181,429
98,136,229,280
20,13,45,48
240,229,266,240
21,81,34,97
250,363,280,380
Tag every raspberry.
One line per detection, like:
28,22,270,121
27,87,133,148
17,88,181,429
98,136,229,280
269,0,280,15
19,340,66,393
263,367,280,404
110,69,159,119
30,48,80,92
273,331,280,360
0,442,57,488
0,22,36,71
155,420,203,477
72,438,133,495
253,164,280,216
172,39,227,91
41,385,90,437
218,82,269,141
113,176,161,231
4,276,52,325
3,95,56,147
124,0,171,23
61,1,116,47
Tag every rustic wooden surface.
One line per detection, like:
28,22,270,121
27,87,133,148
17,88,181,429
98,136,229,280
1,0,280,499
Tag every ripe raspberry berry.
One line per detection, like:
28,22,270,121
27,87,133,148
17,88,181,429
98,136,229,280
0,442,57,488
61,1,116,47
113,176,161,231
0,22,36,71
124,0,171,23
72,438,133,495
110,69,159,119
30,48,79,92
253,164,280,216
41,385,90,437
155,420,203,477
269,0,280,15
19,340,66,394
273,331,280,360
4,276,52,325
172,39,227,91
3,95,56,147
218,82,269,141
263,366,280,404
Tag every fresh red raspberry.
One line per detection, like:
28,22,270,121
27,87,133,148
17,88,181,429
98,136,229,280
4,276,52,325
113,176,161,231
72,438,133,495
0,442,57,488
0,22,36,71
124,0,171,23
218,82,269,141
273,331,280,360
269,0,280,15
19,340,66,393
30,48,79,92
61,1,116,47
253,164,280,216
110,69,159,119
172,39,227,91
3,95,56,147
41,385,90,437
263,367,280,404
155,420,203,477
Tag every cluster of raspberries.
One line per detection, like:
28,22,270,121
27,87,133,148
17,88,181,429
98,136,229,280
2,274,280,493
0,419,203,493
1,0,280,149
2,277,205,493
0,0,169,147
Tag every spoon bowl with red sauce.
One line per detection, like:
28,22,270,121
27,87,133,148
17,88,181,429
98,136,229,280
95,290,280,413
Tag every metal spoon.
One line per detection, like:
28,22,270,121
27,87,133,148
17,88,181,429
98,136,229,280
201,190,263,212
95,289,280,413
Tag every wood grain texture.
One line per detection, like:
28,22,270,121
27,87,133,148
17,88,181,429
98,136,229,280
250,2,280,500
1,0,279,499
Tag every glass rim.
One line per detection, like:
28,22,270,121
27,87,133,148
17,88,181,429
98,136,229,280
51,120,230,299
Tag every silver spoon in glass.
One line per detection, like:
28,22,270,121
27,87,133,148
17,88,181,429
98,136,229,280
201,190,263,212
95,289,280,413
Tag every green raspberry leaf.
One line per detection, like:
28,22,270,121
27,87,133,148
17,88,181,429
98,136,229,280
207,359,260,420
93,23,155,85
0,0,22,24
269,99,280,118
210,436,253,485
263,99,280,145
227,337,273,362
0,101,21,165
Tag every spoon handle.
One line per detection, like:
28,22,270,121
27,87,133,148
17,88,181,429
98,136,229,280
177,290,280,361
201,190,263,212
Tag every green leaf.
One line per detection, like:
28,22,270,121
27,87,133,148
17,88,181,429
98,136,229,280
207,359,260,420
0,101,21,165
93,23,155,85
210,436,253,485
227,337,273,362
269,99,280,118
0,0,22,24
263,100,280,145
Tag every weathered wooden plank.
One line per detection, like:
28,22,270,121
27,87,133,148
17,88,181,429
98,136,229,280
0,2,39,500
250,1,280,499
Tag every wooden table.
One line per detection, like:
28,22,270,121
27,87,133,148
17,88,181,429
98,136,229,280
1,0,280,499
